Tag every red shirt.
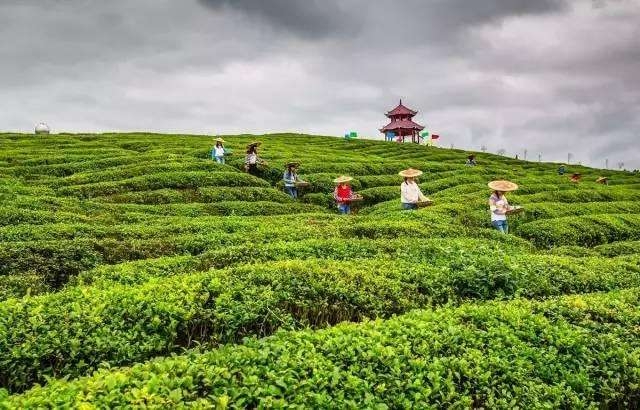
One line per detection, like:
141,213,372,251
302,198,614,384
334,185,353,203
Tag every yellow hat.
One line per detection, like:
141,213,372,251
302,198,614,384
487,180,518,192
215,137,225,143
398,168,423,178
596,176,608,183
333,175,353,184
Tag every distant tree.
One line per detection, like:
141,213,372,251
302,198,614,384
481,145,487,153
497,148,506,156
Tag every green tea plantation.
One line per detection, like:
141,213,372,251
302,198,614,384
1,132,639,408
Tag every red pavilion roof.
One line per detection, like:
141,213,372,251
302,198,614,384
380,119,425,132
386,99,418,117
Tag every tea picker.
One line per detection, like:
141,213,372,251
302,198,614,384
283,162,308,199
245,141,267,175
211,137,227,164
557,164,567,175
465,154,477,166
570,173,582,183
596,176,609,185
399,168,432,210
333,176,361,214
488,180,522,234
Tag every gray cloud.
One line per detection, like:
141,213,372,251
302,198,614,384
197,0,359,39
0,0,639,169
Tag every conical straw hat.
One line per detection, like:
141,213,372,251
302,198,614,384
398,168,423,178
215,137,225,143
596,176,608,182
487,180,518,192
333,175,353,184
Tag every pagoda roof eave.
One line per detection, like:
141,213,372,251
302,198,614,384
380,120,425,132
385,101,418,117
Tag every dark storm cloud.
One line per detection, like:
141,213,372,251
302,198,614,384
0,0,638,169
197,0,358,38
198,0,568,41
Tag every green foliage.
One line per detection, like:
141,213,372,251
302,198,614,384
1,132,639,406
2,244,639,392
101,186,292,204
0,274,50,300
594,240,640,257
517,214,640,248
5,289,640,408
58,171,270,198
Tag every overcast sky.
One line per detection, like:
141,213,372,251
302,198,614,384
1,0,639,169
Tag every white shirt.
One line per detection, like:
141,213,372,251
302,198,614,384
489,194,508,221
401,181,422,204
214,146,225,157
246,153,257,165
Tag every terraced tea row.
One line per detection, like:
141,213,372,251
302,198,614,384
1,132,638,407
4,288,639,408
3,240,640,392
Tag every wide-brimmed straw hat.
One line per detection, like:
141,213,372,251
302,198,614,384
398,168,423,178
215,137,225,143
246,141,262,148
571,173,582,177
596,176,608,182
286,161,300,168
333,175,353,184
487,180,518,192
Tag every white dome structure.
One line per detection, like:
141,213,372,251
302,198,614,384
35,123,50,135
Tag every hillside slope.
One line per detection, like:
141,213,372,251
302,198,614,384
1,133,639,407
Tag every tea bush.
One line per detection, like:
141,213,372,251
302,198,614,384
5,289,640,408
3,248,640,392
1,132,639,406
101,186,292,204
517,214,640,247
58,171,270,198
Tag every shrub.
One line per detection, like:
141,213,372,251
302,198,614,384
517,214,640,248
594,240,640,257
57,171,270,198
5,289,640,408
101,187,291,204
0,274,50,301
2,249,639,392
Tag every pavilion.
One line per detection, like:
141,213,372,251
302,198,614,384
380,100,425,143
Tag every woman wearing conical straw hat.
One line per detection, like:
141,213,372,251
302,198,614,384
488,180,519,234
333,175,354,214
244,141,262,175
211,137,226,164
570,173,582,183
596,176,609,185
283,162,301,199
399,168,427,210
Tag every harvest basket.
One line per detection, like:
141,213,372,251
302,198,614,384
506,206,524,215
